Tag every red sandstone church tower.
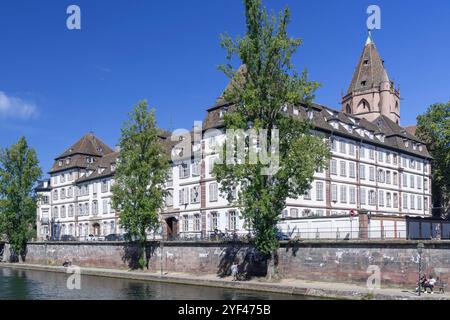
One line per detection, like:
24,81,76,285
342,32,401,125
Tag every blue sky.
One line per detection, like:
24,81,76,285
0,0,449,174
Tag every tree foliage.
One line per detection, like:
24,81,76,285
214,0,331,273
112,101,170,268
416,102,450,217
0,136,41,259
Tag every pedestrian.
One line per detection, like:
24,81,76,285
231,261,239,281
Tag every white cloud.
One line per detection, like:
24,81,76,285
0,91,38,119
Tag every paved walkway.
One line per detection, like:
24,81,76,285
1,262,449,300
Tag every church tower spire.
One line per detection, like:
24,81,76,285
342,32,401,125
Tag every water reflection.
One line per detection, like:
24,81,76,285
0,267,314,300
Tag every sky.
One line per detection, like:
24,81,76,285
0,0,449,175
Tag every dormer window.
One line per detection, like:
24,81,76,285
293,107,299,116
219,107,228,119
58,160,63,167
111,164,116,172
66,158,71,165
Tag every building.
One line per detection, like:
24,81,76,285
36,133,120,241
36,34,433,241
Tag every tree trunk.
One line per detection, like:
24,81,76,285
266,250,277,281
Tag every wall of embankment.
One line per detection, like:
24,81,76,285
2,241,450,286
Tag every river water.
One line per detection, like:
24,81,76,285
0,267,316,300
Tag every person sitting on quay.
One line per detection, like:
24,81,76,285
231,261,239,281
424,275,437,294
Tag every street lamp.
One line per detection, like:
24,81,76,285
417,242,425,296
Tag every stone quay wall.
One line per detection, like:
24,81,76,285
3,241,450,287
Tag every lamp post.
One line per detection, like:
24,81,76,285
417,242,425,296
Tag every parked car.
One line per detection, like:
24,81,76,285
86,234,98,241
61,235,77,242
105,234,124,241
276,231,291,241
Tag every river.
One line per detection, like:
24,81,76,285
0,267,316,300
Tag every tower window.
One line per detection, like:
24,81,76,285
363,60,369,65
361,81,367,86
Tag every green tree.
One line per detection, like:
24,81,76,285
214,0,331,279
112,100,170,269
0,137,41,261
416,102,450,218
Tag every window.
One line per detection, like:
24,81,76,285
304,188,312,200
190,186,200,204
68,205,74,217
339,141,346,154
92,201,98,215
402,157,407,168
410,195,415,210
192,160,200,176
208,158,217,175
386,193,392,207
349,187,356,204
330,160,337,175
349,144,355,156
360,188,366,205
393,193,399,208
402,174,408,187
386,153,391,164
424,197,429,211
369,148,375,160
229,211,237,231
42,196,49,205
386,171,391,184
179,188,189,205
410,175,415,188
84,203,90,215
316,182,324,201
340,185,347,204
369,167,375,181
165,189,174,207
61,189,66,199
316,210,325,217
331,184,338,202
377,170,385,183
360,164,366,180
378,151,384,162
53,190,58,201
417,176,422,190
183,216,189,232
179,163,190,179
60,174,65,183
61,206,66,218
330,138,337,152
210,212,218,231
67,187,73,198
290,208,299,218
417,196,423,210
101,180,108,193
424,179,429,192
209,183,218,202
393,155,398,165
379,191,384,207
360,146,366,159
393,172,398,185
52,207,58,219
368,190,376,206
78,204,83,216
403,194,408,209
340,161,346,177
194,214,201,232
102,200,108,215
349,163,356,178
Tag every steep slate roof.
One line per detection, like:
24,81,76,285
202,100,431,159
347,34,390,94
404,125,417,136
76,151,119,184
56,133,114,159
50,133,114,173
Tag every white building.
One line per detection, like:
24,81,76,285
36,35,433,241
